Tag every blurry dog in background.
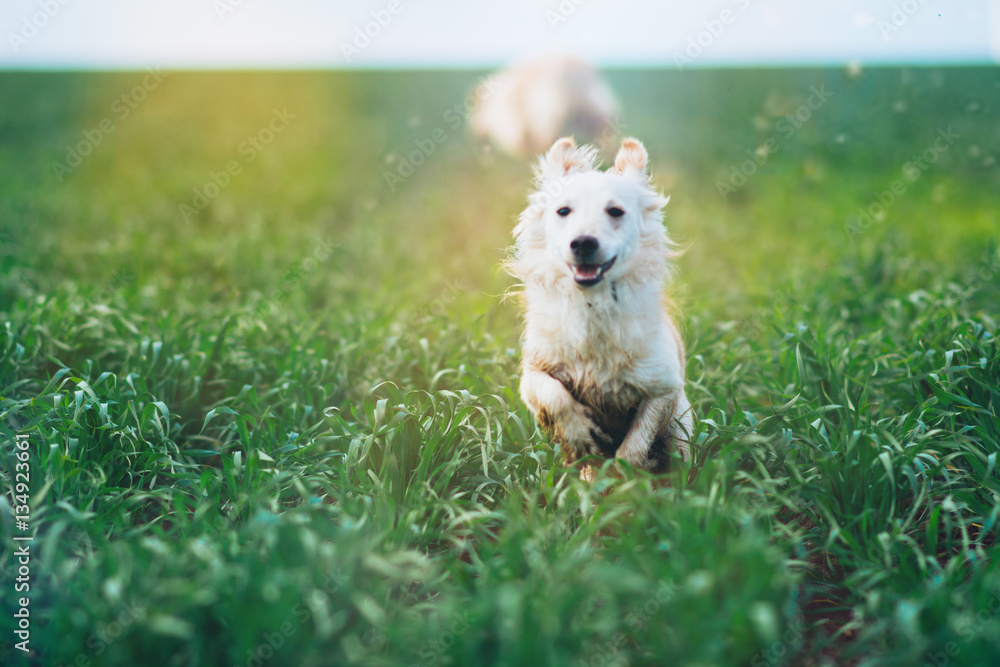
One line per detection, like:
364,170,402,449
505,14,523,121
472,55,620,158
509,136,692,476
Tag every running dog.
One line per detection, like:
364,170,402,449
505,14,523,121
471,55,620,157
510,136,692,475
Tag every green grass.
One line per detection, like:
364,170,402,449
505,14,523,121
1,67,999,666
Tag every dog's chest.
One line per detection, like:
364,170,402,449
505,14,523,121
530,284,653,377
524,280,677,440
535,291,655,442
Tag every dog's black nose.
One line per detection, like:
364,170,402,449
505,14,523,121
570,236,599,260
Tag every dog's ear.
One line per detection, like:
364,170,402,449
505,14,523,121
538,137,597,178
612,138,668,213
610,137,649,177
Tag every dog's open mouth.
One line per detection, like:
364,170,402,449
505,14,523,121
571,257,616,287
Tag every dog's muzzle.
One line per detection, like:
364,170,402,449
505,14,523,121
571,256,616,287
569,235,615,287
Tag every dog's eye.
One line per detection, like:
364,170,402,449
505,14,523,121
607,207,625,218
556,207,571,217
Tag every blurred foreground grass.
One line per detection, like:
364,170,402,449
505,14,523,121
1,67,999,666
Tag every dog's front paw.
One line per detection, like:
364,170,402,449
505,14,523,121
588,425,614,454
555,403,615,464
615,443,661,472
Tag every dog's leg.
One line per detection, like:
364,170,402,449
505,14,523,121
615,396,671,469
521,368,613,466
669,391,693,462
616,392,692,469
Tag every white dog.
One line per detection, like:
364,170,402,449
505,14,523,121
510,137,692,474
472,55,620,157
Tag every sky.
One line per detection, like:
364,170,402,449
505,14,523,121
1,0,998,69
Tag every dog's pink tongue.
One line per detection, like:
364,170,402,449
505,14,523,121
575,265,599,279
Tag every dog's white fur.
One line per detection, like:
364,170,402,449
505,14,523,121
472,55,619,157
510,137,692,472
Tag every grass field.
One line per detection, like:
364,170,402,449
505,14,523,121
1,66,999,666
